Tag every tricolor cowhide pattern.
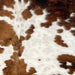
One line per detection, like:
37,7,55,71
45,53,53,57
0,0,75,75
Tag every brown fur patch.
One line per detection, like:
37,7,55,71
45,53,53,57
58,54,75,74
70,30,75,36
22,9,32,20
57,29,63,33
54,35,68,47
34,6,43,15
0,0,15,9
25,25,35,40
0,10,14,19
0,48,4,54
0,20,15,46
3,52,36,75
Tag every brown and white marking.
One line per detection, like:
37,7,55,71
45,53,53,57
0,0,75,75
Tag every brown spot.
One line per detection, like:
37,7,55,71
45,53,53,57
41,14,57,28
19,36,25,43
70,30,75,36
0,20,15,46
28,0,49,9
57,29,63,33
18,46,24,56
0,48,4,54
25,25,35,34
0,0,15,9
24,0,28,3
25,35,31,40
3,0,15,8
12,35,24,56
22,9,32,20
34,6,43,15
28,0,75,28
25,25,35,40
0,0,4,10
54,35,68,47
58,18,75,30
0,21,24,55
58,54,75,74
12,36,21,50
3,52,36,75
1,38,12,46
58,14,75,30
0,10,14,19
38,59,41,61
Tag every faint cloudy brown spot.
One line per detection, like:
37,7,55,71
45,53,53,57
38,59,41,61
58,54,75,74
22,9,32,20
54,35,68,47
0,10,14,19
25,25,35,40
0,20,15,46
53,74,61,75
0,48,4,54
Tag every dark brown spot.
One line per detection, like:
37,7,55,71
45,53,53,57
38,59,41,61
24,0,28,3
58,54,75,74
12,35,24,56
35,0,48,8
0,20,15,46
25,25,35,40
0,48,4,54
25,35,31,40
19,36,25,43
54,35,68,47
70,30,75,36
28,0,75,29
57,29,63,33
0,0,4,10
0,10,14,19
4,0,15,8
34,6,43,15
22,9,32,20
41,14,57,28
3,52,36,75
58,18,75,30
0,0,15,9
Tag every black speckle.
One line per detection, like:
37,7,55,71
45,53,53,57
36,0,49,8
55,1,65,7
19,0,21,2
